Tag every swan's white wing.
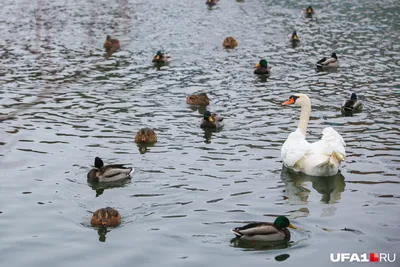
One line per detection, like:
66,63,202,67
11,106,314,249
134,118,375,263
320,127,346,160
281,128,311,168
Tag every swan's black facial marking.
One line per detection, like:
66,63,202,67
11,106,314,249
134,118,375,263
289,95,300,103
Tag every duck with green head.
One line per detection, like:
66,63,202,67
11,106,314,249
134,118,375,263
341,93,363,116
200,110,224,129
304,5,314,16
206,0,219,6
87,157,133,183
232,216,297,242
254,59,271,75
152,50,170,64
290,30,300,42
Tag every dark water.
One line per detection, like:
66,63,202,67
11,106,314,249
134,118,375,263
1,0,399,266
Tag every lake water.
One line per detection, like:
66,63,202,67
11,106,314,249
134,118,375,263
0,0,399,266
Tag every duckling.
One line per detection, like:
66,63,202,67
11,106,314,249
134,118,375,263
254,59,271,75
290,30,300,43
87,157,133,183
316,52,340,69
232,216,297,242
91,207,121,227
201,110,224,129
103,35,120,54
186,93,210,105
152,50,170,64
303,5,314,16
206,0,219,6
135,128,157,144
341,93,363,115
223,36,238,49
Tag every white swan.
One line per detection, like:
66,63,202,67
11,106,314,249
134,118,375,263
281,94,346,177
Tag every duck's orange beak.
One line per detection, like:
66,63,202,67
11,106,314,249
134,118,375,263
288,223,297,229
208,117,214,122
255,63,260,68
282,98,295,106
293,35,298,40
156,55,160,60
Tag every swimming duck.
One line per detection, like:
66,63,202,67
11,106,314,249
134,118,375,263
152,50,170,64
87,157,133,183
135,128,157,143
281,94,346,177
206,0,219,6
341,93,363,116
303,5,314,16
254,59,271,75
201,110,224,129
290,31,300,42
232,216,297,242
223,36,238,49
316,52,339,69
186,93,210,105
91,207,121,227
103,35,120,54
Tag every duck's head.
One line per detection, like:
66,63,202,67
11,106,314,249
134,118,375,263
204,111,214,122
292,31,299,41
94,157,104,168
350,93,357,100
331,52,338,59
306,5,313,14
274,216,297,230
256,59,268,69
282,93,310,106
106,35,111,41
155,50,163,60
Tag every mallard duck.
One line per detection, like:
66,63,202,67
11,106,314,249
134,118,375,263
87,157,133,182
316,52,339,69
281,94,346,176
223,36,238,49
135,128,157,143
232,216,297,242
152,50,170,64
103,35,120,54
290,31,300,42
303,5,314,16
91,207,121,227
254,59,271,75
200,110,224,129
341,93,363,116
206,0,219,6
186,93,210,105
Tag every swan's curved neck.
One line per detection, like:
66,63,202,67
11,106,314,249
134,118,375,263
298,102,311,136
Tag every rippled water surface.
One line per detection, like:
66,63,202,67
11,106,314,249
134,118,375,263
1,0,399,266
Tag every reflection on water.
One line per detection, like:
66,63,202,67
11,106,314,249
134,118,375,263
281,167,346,206
87,179,131,197
136,143,156,155
96,228,110,242
230,237,290,251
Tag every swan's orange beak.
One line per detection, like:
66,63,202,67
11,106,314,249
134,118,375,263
255,63,260,68
282,98,295,106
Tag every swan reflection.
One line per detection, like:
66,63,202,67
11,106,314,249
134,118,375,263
281,166,345,205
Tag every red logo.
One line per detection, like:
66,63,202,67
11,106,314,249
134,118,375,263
370,253,379,262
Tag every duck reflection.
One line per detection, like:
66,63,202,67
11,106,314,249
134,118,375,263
187,104,207,115
87,179,131,197
230,238,290,251
202,128,221,144
136,142,156,154
281,166,345,204
96,228,110,242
